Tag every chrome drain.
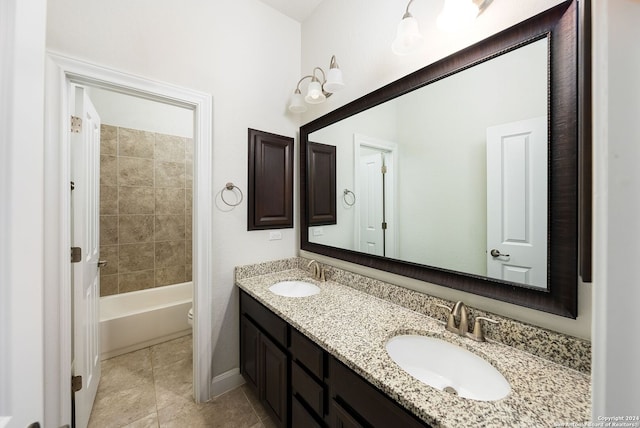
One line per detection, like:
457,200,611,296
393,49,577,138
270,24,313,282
443,386,458,395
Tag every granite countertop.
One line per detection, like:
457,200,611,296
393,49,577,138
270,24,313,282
236,267,591,428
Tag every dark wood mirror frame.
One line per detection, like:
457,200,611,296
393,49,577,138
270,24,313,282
300,0,591,318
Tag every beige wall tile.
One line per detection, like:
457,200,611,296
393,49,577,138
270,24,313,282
155,161,185,188
155,265,185,287
100,274,118,297
155,188,186,214
155,241,185,268
100,215,118,245
100,124,117,155
99,245,119,275
155,134,185,162
119,127,154,159
119,187,154,214
185,159,193,180
119,270,155,293
100,185,118,215
185,265,192,282
100,155,117,186
119,215,154,244
119,243,154,273
186,240,192,265
119,157,154,187
185,213,192,240
100,125,196,295
155,215,185,241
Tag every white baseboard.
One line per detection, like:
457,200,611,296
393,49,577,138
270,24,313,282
211,368,245,398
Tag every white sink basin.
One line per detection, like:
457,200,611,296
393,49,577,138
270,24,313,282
386,335,510,401
268,280,320,298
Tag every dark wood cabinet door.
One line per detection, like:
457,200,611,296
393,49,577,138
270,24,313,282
307,141,336,226
260,334,288,428
248,128,294,230
330,399,364,428
240,315,259,392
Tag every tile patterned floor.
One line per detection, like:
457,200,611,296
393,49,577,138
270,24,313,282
88,335,276,428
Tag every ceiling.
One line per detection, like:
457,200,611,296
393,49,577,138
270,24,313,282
257,0,324,22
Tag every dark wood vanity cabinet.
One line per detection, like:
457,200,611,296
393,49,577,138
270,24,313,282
239,290,429,428
240,292,288,427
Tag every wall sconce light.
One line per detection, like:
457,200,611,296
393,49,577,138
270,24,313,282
288,55,344,113
392,0,492,55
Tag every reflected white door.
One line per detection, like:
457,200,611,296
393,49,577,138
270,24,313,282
486,117,547,288
71,86,102,428
359,153,385,256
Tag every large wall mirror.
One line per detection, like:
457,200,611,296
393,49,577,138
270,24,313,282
300,0,588,318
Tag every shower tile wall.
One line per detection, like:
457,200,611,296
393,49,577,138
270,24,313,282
99,124,193,296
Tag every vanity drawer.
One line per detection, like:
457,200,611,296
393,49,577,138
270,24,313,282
240,291,287,347
290,328,324,379
329,356,428,428
292,395,323,428
292,360,325,417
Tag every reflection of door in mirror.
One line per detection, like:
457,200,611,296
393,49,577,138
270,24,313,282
354,134,397,258
486,117,548,289
307,38,547,286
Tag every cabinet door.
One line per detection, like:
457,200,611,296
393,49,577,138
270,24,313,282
240,315,260,391
331,399,364,428
261,334,288,428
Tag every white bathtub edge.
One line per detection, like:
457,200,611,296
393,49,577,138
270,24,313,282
101,329,191,361
211,368,245,398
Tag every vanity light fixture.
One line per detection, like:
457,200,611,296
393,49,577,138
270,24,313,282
288,55,345,113
392,0,492,55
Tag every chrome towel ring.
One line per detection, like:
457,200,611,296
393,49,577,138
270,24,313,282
221,182,243,207
343,189,356,206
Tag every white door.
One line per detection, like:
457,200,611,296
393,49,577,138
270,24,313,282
71,86,102,428
359,153,385,256
486,117,547,288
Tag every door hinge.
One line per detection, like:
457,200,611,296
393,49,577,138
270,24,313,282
381,165,387,174
71,247,82,263
70,115,82,133
381,222,387,230
71,375,82,393
70,181,75,191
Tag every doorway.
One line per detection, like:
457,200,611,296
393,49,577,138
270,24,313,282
353,134,397,258
44,53,214,427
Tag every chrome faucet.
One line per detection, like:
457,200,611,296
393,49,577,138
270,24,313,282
307,259,326,282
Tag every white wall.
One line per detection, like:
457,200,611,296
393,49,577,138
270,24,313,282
396,39,547,275
47,0,301,378
0,0,47,426
592,0,640,417
86,86,194,138
300,0,593,339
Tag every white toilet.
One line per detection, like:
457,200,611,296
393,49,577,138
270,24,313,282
187,306,193,327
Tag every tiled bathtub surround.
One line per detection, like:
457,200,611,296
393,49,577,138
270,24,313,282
100,124,193,296
235,257,591,373
235,259,591,427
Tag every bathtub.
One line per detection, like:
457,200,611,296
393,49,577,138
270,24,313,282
100,282,192,360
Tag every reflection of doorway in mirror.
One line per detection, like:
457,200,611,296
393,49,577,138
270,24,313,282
486,117,548,289
354,134,397,258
